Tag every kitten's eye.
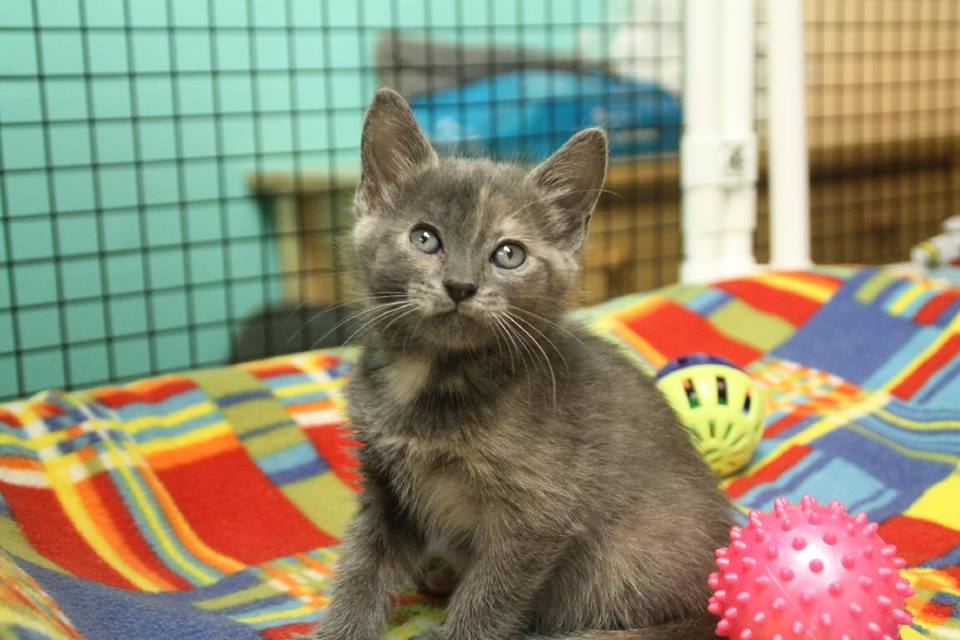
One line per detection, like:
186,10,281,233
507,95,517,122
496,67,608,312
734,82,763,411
410,226,442,254
491,242,526,269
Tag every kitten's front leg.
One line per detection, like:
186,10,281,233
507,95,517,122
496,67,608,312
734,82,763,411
427,522,560,640
309,485,417,640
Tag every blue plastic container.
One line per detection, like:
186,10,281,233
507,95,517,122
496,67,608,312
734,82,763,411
408,69,681,162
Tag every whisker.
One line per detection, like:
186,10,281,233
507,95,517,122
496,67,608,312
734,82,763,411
308,300,411,349
493,313,523,376
497,312,539,387
338,303,417,347
503,312,557,408
286,292,407,345
489,316,508,364
380,306,419,334
280,299,309,329
510,312,569,373
510,306,589,351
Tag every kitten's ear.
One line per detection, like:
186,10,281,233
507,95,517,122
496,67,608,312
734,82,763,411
357,88,438,212
528,128,608,248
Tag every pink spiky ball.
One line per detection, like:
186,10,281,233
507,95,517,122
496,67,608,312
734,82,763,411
708,496,915,640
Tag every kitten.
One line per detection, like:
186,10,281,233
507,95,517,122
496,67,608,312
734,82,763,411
308,88,732,640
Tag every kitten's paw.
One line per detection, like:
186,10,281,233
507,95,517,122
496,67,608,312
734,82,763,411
413,555,461,599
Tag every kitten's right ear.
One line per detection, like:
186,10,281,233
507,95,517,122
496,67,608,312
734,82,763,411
357,88,438,212
527,128,607,250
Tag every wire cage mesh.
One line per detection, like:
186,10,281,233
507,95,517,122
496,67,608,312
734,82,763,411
754,0,960,264
0,0,958,401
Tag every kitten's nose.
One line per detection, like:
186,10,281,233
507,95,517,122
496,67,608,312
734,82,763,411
444,280,478,303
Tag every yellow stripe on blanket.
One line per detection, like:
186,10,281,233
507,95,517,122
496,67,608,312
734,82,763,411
137,422,236,462
97,434,223,585
135,463,246,576
888,283,928,315
883,311,960,393
755,272,835,302
234,602,326,626
905,467,960,531
728,392,890,482
274,379,347,399
45,456,161,591
876,408,960,432
121,403,221,435
73,478,179,591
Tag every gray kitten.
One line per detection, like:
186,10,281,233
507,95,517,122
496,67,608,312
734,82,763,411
309,88,731,640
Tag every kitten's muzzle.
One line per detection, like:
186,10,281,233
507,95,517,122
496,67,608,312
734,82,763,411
443,280,478,303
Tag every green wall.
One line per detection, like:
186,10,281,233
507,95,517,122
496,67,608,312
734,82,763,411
0,0,605,400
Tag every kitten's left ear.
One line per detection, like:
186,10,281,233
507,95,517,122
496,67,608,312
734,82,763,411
357,88,438,213
528,128,608,248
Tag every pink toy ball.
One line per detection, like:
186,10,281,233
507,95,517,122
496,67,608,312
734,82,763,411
708,495,915,640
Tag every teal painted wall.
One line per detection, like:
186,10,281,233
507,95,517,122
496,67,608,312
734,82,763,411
0,0,605,399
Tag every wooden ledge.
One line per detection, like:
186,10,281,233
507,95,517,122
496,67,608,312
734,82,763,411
247,135,959,200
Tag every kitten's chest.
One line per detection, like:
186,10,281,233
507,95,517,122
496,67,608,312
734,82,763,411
372,432,496,538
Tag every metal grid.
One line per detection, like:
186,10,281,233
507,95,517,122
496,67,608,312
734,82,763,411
1,0,958,401
754,0,960,264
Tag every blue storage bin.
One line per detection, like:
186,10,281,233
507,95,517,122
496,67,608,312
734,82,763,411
408,69,681,162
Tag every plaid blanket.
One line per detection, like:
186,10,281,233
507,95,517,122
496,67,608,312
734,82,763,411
1,267,957,639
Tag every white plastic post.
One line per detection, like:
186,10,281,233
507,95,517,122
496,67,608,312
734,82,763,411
766,0,811,269
719,0,758,277
681,0,724,283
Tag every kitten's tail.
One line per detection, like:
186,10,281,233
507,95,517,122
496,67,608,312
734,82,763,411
532,614,718,640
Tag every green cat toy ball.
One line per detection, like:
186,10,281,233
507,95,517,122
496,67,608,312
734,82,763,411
655,354,765,477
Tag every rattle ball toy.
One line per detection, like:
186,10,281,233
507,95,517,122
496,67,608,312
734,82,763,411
655,353,764,476
708,495,914,640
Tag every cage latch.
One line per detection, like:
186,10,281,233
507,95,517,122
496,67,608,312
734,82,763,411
681,133,758,189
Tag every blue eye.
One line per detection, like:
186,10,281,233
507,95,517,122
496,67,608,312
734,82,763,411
410,226,441,254
491,242,526,269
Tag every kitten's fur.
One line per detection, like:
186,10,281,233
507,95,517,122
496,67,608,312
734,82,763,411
309,88,731,640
